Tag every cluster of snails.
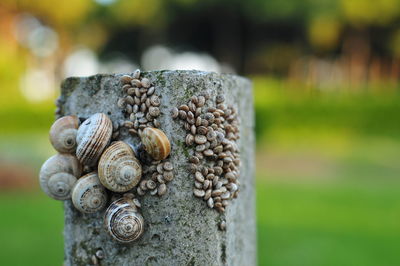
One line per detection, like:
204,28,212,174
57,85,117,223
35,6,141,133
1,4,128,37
117,69,161,134
172,93,241,212
116,70,175,196
39,112,172,243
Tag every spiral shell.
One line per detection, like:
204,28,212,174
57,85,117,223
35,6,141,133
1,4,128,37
39,154,82,200
98,141,142,192
104,198,144,243
76,113,113,166
140,128,171,160
49,115,79,153
71,172,108,213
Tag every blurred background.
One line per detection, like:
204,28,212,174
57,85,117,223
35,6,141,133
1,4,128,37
0,0,400,265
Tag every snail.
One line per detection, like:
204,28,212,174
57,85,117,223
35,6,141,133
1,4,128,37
49,115,80,153
71,172,108,213
39,153,82,200
98,141,142,192
104,197,145,243
140,128,171,160
76,113,113,166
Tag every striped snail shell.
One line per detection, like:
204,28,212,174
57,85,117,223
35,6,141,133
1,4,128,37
39,154,82,200
49,115,80,153
140,128,171,160
104,198,145,243
76,113,113,166
71,172,108,213
98,141,142,192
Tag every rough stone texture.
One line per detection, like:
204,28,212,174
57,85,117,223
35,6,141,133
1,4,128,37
59,70,256,266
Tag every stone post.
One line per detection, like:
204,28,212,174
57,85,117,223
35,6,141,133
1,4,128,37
58,70,256,266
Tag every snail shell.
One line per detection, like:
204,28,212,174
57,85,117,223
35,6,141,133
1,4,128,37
71,172,108,213
76,113,113,166
49,115,80,153
104,198,144,243
39,154,82,200
140,128,171,160
98,141,142,192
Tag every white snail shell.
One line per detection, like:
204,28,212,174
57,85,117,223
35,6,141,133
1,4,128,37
76,113,113,166
104,198,145,243
140,128,171,160
71,172,108,213
39,154,82,200
49,115,79,153
98,141,142,192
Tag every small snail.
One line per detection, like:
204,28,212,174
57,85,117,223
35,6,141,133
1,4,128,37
140,128,171,160
72,172,108,213
49,115,80,153
39,153,82,200
76,113,113,166
98,141,142,192
104,197,144,243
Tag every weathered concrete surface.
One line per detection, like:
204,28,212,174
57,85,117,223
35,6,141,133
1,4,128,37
59,70,256,266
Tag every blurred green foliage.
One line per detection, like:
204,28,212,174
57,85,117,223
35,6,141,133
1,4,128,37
252,77,400,142
0,0,372,26
0,106,54,134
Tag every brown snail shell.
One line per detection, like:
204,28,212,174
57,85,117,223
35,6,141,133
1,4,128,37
49,115,80,153
76,113,113,166
39,154,82,200
71,172,108,213
98,141,142,192
140,128,171,160
104,198,144,243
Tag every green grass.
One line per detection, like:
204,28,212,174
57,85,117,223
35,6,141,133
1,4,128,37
0,133,399,266
0,178,399,266
0,192,64,266
257,179,400,266
254,132,400,265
